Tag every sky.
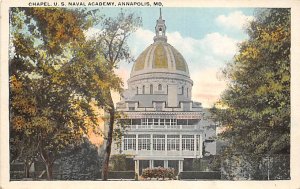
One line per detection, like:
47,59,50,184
87,7,255,108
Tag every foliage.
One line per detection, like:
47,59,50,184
9,7,102,180
141,167,175,179
211,8,290,155
211,8,290,180
220,154,290,180
109,154,132,171
192,155,221,171
96,10,142,180
58,139,102,180
178,171,221,180
9,7,142,181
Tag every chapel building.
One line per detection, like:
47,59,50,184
113,10,217,176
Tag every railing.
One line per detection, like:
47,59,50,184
123,149,199,157
126,125,200,130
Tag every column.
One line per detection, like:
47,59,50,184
194,134,197,156
121,136,124,153
199,134,203,158
178,160,183,173
135,160,139,176
136,134,138,153
165,134,167,155
150,160,154,168
179,134,182,155
164,160,168,168
150,134,153,155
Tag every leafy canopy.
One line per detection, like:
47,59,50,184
212,8,290,155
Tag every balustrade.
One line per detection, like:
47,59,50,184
126,125,199,130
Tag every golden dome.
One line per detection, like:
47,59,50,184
130,41,190,77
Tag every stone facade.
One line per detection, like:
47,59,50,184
112,10,216,176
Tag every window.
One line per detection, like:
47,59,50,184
143,85,145,94
189,119,200,125
177,119,188,125
167,135,180,151
165,119,170,125
129,107,135,111
150,84,153,94
124,135,136,150
182,135,194,151
136,87,138,94
148,118,153,125
170,119,176,125
158,84,162,91
165,119,176,125
159,119,164,126
153,135,165,150
186,88,189,97
182,86,184,95
141,118,147,125
132,119,141,125
153,119,159,126
138,134,151,150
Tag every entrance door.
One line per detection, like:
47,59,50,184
154,160,164,167
168,160,179,175
139,160,150,175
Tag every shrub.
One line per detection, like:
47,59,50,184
109,154,134,171
141,167,175,179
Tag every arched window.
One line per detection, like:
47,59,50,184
150,84,153,94
136,87,138,94
143,85,145,94
158,84,162,91
186,88,189,97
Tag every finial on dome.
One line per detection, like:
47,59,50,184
159,8,162,19
154,8,167,42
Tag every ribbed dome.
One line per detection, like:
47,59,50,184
130,41,190,77
130,10,190,78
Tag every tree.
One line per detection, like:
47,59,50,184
211,8,290,178
9,7,101,180
92,11,141,181
9,7,142,181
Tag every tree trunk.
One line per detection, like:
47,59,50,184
45,161,53,180
24,158,33,178
39,142,55,180
24,163,30,178
101,103,115,181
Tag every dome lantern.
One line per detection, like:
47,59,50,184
153,8,167,43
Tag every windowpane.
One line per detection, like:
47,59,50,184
167,135,180,151
165,119,170,125
153,135,165,151
132,119,141,125
182,135,194,151
142,118,147,125
124,135,136,151
158,84,162,90
148,118,153,125
154,119,159,125
159,119,164,126
138,134,150,150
